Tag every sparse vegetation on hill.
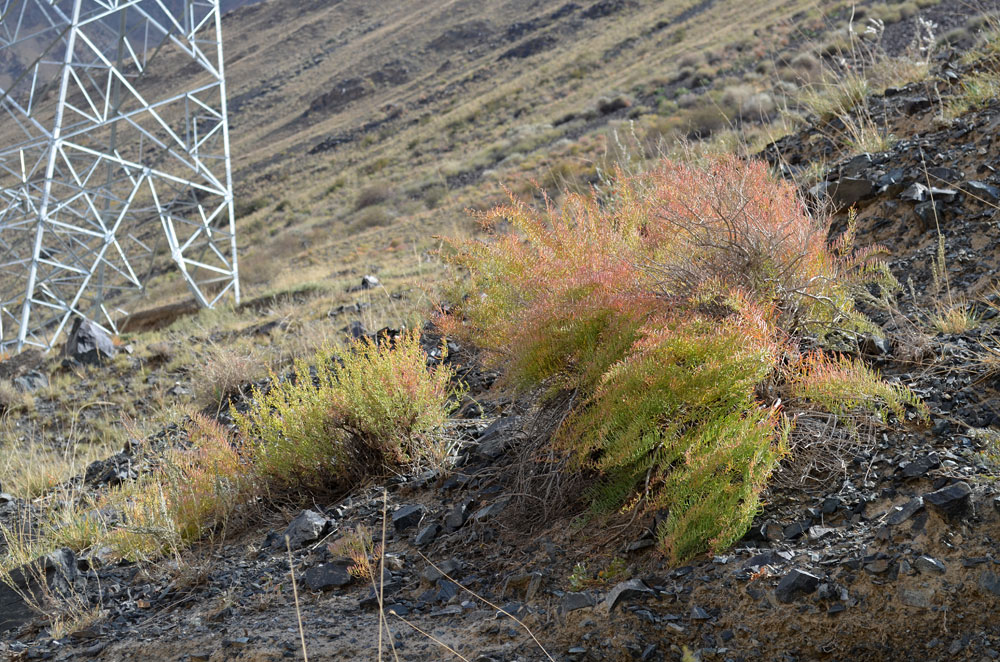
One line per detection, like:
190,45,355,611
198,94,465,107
7,0,1000,659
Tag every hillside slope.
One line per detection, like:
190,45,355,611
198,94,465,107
4,1,1000,661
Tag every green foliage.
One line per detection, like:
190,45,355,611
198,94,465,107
95,415,252,561
565,315,787,561
787,352,928,422
442,156,920,563
235,331,463,492
567,557,630,591
946,70,1000,118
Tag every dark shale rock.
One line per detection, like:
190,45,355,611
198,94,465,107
923,481,972,521
281,510,330,550
964,180,1000,201
914,555,946,575
562,592,596,613
304,563,353,591
886,497,924,525
901,453,941,478
829,177,874,208
775,569,820,603
1,549,78,633
604,578,654,611
391,504,425,532
414,523,440,546
444,499,475,531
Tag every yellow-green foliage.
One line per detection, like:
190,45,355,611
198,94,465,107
100,415,250,560
565,315,788,562
947,70,1000,118
787,353,927,422
235,331,462,492
442,156,920,562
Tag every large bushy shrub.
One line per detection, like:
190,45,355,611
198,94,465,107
441,155,921,562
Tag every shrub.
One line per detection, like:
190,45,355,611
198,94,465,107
233,195,269,219
354,184,392,210
235,331,462,492
101,414,251,560
350,205,396,233
440,155,918,562
947,70,1000,118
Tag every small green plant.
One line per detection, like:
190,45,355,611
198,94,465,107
568,557,630,591
235,331,463,492
567,563,589,591
929,304,981,335
946,70,1000,118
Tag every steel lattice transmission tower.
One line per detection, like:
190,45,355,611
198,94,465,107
0,0,239,352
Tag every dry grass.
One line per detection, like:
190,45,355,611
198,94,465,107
195,342,269,412
0,420,121,499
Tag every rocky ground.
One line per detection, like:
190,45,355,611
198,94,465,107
6,12,1000,662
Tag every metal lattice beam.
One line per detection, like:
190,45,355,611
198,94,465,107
0,0,239,352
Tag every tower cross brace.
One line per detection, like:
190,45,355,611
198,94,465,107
0,0,239,352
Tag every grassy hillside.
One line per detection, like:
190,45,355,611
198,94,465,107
5,0,1000,659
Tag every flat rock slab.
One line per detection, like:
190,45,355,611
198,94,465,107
605,578,653,611
304,563,353,591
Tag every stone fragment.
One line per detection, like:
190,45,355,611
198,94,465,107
474,417,519,460
414,523,440,546
981,571,1000,597
926,166,962,182
63,318,116,364
964,180,1000,201
922,482,972,521
604,578,654,611
444,499,475,531
840,153,873,177
281,510,330,550
474,500,508,522
391,504,425,532
903,96,931,114
886,497,924,525
1,549,77,632
821,497,841,514
901,453,940,478
435,579,459,603
829,177,874,208
864,559,891,575
304,563,353,591
861,335,892,357
914,556,946,575
561,592,595,613
901,182,928,202
782,521,809,540
775,569,820,603
422,558,461,584
690,605,710,620
914,201,946,227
